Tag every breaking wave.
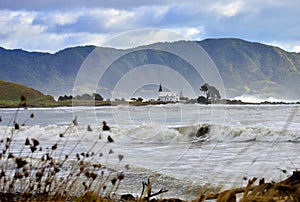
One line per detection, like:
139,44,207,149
1,122,299,150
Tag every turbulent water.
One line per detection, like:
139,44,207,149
0,104,299,199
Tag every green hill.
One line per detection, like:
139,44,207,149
0,38,299,100
199,38,300,99
0,80,56,107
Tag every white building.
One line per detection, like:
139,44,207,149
158,84,179,102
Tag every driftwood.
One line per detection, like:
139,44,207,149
197,171,300,202
140,178,169,201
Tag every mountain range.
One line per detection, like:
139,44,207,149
0,38,299,100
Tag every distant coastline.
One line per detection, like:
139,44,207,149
1,99,299,108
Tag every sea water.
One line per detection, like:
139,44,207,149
0,104,299,199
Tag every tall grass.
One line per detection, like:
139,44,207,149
0,98,127,201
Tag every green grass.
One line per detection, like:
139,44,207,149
0,80,57,107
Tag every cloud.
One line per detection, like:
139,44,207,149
267,41,300,53
172,26,205,41
0,10,45,36
209,1,244,17
0,1,300,53
102,28,187,49
39,12,82,26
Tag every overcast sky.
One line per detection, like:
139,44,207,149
1,0,300,53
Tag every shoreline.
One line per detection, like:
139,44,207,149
0,99,300,108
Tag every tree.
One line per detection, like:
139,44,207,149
80,93,92,100
199,83,221,102
92,93,103,101
200,84,209,97
58,95,73,101
197,96,207,104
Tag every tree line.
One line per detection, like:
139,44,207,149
57,83,220,104
58,93,104,101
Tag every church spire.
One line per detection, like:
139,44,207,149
159,84,162,92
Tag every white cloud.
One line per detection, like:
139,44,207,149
102,28,188,49
43,12,82,26
210,1,244,17
1,1,300,53
0,10,45,36
87,8,136,31
173,27,205,40
9,32,107,53
103,9,135,29
292,46,300,53
267,41,300,53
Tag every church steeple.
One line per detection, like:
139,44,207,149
158,84,162,92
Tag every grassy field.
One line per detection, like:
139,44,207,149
0,80,57,107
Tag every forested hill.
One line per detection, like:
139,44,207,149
0,38,299,100
199,38,300,99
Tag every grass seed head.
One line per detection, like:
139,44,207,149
73,116,78,126
8,153,14,159
46,153,52,160
111,178,117,185
54,167,60,173
20,95,26,102
118,154,124,162
30,146,37,153
14,172,23,179
31,138,40,147
90,172,98,180
84,170,90,178
25,138,30,146
15,123,20,130
107,135,114,143
117,173,125,181
20,95,27,107
24,171,29,178
51,144,57,150
15,158,28,169
0,170,5,178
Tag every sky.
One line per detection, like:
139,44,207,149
1,0,300,53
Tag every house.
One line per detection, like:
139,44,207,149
158,84,179,102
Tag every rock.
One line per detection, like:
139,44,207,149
120,194,135,201
196,124,210,137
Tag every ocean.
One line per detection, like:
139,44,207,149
0,104,299,199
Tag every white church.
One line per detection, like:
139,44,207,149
157,84,179,102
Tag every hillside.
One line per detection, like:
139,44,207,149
0,38,299,100
199,38,300,99
0,80,56,107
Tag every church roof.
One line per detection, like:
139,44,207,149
159,92,177,97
